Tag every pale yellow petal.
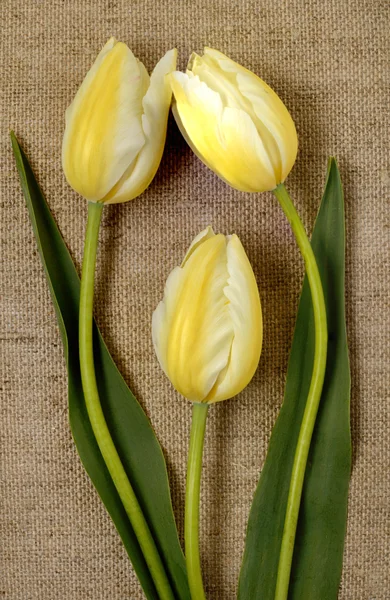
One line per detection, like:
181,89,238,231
189,52,245,111
153,227,217,377
152,265,183,378
200,47,297,182
181,225,215,266
221,107,277,191
235,72,298,182
171,72,242,186
202,47,255,78
171,71,277,192
64,37,117,126
170,71,225,146
152,234,234,402
206,234,262,402
104,49,177,204
189,52,284,176
62,40,146,201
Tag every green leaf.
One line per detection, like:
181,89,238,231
238,159,351,600
11,133,190,600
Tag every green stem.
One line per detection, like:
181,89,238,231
185,403,209,600
272,184,328,600
79,201,174,600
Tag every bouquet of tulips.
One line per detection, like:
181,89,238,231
12,37,350,600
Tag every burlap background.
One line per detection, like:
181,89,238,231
1,0,389,598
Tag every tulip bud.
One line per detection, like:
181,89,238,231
170,48,298,193
152,226,262,403
62,38,177,203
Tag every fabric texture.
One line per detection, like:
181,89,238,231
1,0,389,598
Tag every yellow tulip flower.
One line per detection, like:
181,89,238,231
63,40,180,599
62,38,177,203
152,226,262,403
170,48,298,193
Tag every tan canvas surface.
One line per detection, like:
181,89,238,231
1,0,389,598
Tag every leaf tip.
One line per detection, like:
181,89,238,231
327,156,343,179
10,131,21,158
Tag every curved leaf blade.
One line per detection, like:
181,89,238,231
238,159,351,599
11,133,190,600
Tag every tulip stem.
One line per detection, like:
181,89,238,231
185,402,209,600
79,201,174,600
272,184,328,600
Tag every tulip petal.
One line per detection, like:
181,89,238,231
190,52,246,112
202,48,298,182
171,72,277,192
206,234,262,402
152,233,234,403
221,107,277,191
235,73,298,182
190,51,284,178
104,49,177,204
64,38,117,123
181,225,215,266
62,40,146,201
171,70,225,144
171,73,229,178
152,226,215,375
152,266,184,378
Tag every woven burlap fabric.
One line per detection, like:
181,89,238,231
1,0,389,598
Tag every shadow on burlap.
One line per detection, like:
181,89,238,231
1,0,389,598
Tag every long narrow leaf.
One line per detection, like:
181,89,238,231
11,133,190,600
238,158,351,599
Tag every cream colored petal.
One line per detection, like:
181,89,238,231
172,95,232,187
202,47,254,78
170,71,225,144
189,53,283,178
104,49,177,204
64,37,117,125
189,52,246,112
153,228,217,376
181,225,215,266
200,47,297,182
152,265,183,378
235,72,298,182
152,234,234,402
171,73,239,183
62,41,146,202
171,72,277,191
220,107,277,191
172,96,231,186
171,72,276,191
200,49,282,180
206,234,262,403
